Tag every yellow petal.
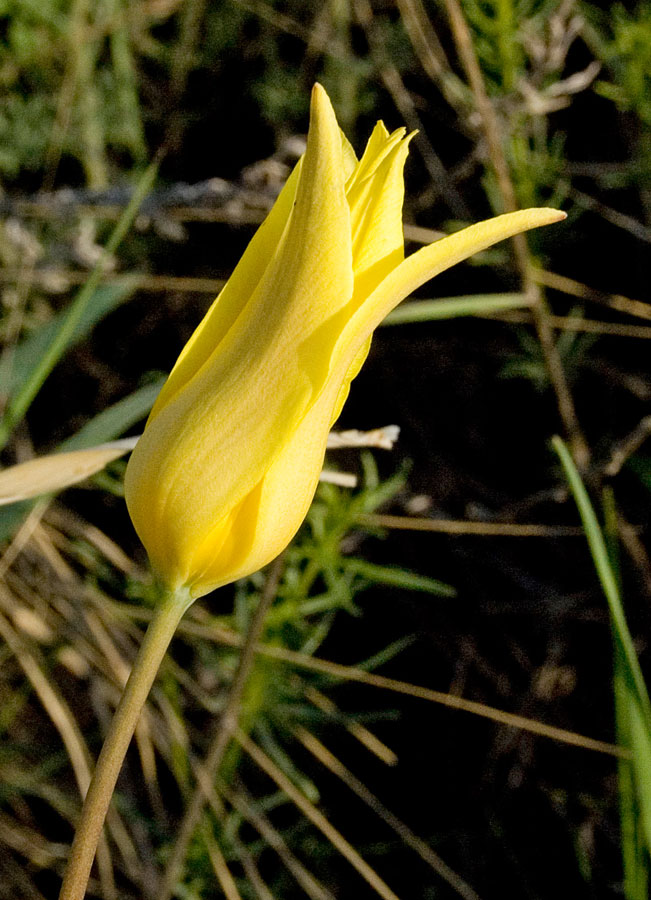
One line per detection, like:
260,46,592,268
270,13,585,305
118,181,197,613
347,126,413,298
185,371,345,595
125,84,354,589
150,158,304,422
0,439,137,505
331,208,567,380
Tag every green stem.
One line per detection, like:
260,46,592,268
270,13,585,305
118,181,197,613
59,588,191,900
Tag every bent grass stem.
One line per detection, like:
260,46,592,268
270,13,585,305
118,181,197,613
58,588,192,900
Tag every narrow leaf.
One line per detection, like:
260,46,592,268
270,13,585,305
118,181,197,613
344,558,456,596
383,292,528,325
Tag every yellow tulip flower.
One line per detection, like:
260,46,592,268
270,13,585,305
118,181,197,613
124,83,564,600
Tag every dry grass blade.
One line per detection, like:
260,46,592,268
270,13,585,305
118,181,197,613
237,730,403,900
0,810,68,868
303,684,398,765
354,0,469,218
183,719,334,900
0,854,49,900
0,500,48,580
237,850,276,900
201,822,244,900
0,440,137,506
215,778,336,900
0,266,228,294
534,269,651,321
358,513,585,536
294,726,481,900
572,188,651,243
605,415,651,477
482,309,651,339
0,601,117,899
396,0,469,111
176,619,626,758
196,783,276,900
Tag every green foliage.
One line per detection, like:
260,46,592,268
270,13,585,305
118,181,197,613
500,312,597,391
585,2,651,126
0,0,147,181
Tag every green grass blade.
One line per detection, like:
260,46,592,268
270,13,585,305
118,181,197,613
0,158,158,449
383,293,528,325
551,436,651,728
59,379,162,450
3,281,137,398
343,558,456,596
552,436,651,889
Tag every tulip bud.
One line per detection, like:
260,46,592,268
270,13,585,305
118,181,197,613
124,84,564,599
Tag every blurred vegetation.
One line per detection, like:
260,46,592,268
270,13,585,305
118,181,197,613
0,1,650,899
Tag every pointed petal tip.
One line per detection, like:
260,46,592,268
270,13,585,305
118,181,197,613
311,82,331,113
309,82,338,136
527,207,567,225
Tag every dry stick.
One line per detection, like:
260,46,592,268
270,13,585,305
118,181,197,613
295,726,481,900
441,0,590,470
157,556,285,900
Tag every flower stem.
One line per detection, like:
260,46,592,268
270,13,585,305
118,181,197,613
59,588,192,900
